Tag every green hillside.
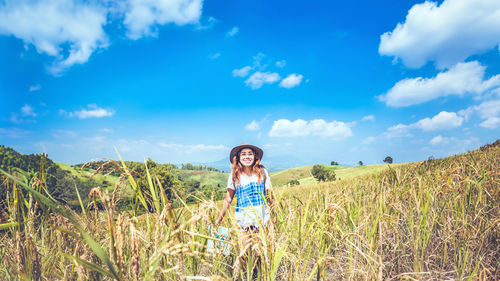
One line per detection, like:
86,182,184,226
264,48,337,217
270,163,405,186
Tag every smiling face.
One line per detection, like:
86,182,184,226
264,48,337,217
239,148,255,167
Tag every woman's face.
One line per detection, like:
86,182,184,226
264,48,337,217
239,148,255,167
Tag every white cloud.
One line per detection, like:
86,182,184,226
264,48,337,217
474,99,500,119
480,117,500,129
245,71,280,90
0,0,109,75
0,0,203,75
226,26,239,37
244,120,260,131
21,104,36,117
196,16,216,30
379,61,500,107
379,0,500,69
386,111,463,138
429,135,451,145
458,99,500,128
29,84,41,92
279,74,303,89
232,66,252,77
414,111,463,131
275,60,286,68
208,52,220,59
123,0,203,39
100,128,114,133
361,115,375,121
269,119,353,140
362,136,376,144
9,104,37,123
61,104,114,119
384,123,413,138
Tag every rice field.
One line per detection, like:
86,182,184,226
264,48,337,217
0,141,498,280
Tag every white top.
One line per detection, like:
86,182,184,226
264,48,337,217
227,169,272,228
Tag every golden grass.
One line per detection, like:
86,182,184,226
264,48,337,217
0,142,498,280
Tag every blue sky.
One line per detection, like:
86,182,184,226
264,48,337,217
1,0,499,167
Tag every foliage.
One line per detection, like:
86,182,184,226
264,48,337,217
330,161,339,166
358,161,363,166
180,163,221,172
383,156,393,164
0,145,93,206
286,179,300,186
311,164,336,182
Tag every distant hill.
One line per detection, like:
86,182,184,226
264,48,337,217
200,154,305,173
269,163,405,186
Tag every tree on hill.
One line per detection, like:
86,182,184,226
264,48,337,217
383,156,393,164
311,165,336,182
330,161,339,166
358,161,363,166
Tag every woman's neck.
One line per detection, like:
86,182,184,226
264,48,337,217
242,166,253,176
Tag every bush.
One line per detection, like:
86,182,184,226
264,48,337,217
286,179,300,186
311,165,336,182
383,156,393,164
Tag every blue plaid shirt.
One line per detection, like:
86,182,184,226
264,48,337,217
235,180,266,212
228,169,272,227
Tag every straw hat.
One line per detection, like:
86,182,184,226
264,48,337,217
229,143,264,163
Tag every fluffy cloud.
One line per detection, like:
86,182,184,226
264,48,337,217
362,136,376,144
415,111,463,131
0,0,203,74
269,119,353,140
29,84,41,92
0,0,109,75
232,66,252,77
226,26,239,37
9,104,37,123
244,120,260,131
380,61,500,107
21,104,36,117
361,115,375,121
279,74,303,89
60,104,114,119
459,99,500,129
386,111,463,137
275,60,286,68
480,117,500,129
379,0,500,69
124,0,202,39
429,135,451,145
245,71,281,90
208,52,220,60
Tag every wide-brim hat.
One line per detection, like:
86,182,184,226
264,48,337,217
229,143,264,163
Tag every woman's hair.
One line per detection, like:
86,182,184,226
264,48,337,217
231,147,264,188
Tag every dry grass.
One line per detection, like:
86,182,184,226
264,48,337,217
0,141,498,280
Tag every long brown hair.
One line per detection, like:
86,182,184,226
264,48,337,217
231,147,264,188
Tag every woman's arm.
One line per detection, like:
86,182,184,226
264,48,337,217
215,188,235,225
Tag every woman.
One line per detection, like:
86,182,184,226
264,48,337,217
215,143,275,230
215,143,275,278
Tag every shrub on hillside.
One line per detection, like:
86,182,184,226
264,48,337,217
311,165,336,182
286,179,300,186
